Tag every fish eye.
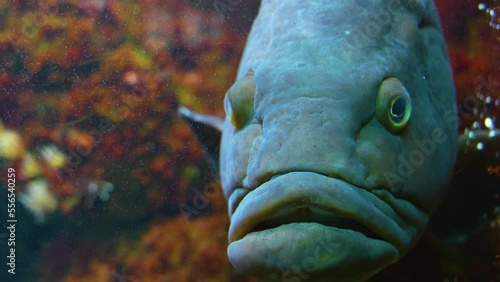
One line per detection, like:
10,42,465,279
375,78,412,133
224,71,256,129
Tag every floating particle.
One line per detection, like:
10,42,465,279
88,181,99,193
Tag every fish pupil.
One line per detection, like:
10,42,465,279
390,96,406,122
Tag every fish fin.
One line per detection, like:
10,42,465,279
178,106,223,173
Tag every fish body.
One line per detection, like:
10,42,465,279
182,0,458,281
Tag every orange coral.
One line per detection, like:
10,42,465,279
125,211,252,282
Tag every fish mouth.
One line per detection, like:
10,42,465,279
248,206,382,241
227,172,428,279
228,171,426,252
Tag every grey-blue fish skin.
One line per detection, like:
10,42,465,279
219,0,457,281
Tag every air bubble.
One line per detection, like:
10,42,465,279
468,131,476,139
480,4,500,29
485,117,494,129
477,142,484,150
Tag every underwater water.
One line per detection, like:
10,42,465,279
0,0,498,281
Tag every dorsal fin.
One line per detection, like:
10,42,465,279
178,106,224,172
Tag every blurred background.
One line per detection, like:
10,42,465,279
0,0,498,281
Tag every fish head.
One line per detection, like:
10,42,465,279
220,0,457,281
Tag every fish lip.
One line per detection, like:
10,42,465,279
249,207,383,241
228,171,409,252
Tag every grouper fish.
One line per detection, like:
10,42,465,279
180,0,462,281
